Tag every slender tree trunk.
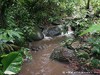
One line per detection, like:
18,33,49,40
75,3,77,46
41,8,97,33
86,0,90,10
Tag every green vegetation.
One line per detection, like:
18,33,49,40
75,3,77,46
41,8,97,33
80,26,100,69
0,0,100,74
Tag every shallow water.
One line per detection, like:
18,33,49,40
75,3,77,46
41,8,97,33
18,37,94,75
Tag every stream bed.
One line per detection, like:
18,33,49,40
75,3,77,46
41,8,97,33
18,36,94,75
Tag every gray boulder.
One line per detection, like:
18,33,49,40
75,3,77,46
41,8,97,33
50,47,75,62
43,27,61,37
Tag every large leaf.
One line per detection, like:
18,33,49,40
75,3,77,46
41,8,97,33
80,24,100,35
1,52,23,74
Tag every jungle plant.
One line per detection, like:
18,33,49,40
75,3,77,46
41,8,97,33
0,29,23,54
0,0,100,74
78,24,100,69
0,52,23,75
0,28,31,75
0,47,32,75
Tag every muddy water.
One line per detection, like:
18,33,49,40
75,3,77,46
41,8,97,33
18,37,92,75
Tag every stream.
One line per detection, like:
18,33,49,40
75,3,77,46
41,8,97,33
18,36,93,75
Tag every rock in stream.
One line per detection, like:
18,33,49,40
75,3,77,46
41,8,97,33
43,27,61,37
50,47,75,63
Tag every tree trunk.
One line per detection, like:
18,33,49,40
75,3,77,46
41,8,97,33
86,0,90,10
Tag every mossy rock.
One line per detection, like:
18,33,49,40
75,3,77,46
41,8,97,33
24,26,44,41
50,47,75,62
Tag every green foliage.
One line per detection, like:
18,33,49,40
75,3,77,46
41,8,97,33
5,2,31,28
0,0,100,74
81,24,100,35
90,58,100,68
22,26,36,40
0,48,31,75
64,38,74,45
77,51,89,59
0,29,23,41
79,23,100,69
0,29,23,54
20,47,32,60
88,37,100,54
64,18,95,36
1,52,23,74
75,37,100,69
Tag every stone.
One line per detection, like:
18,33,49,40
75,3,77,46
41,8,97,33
43,27,61,37
27,31,44,42
71,41,80,49
33,31,44,41
50,47,75,62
